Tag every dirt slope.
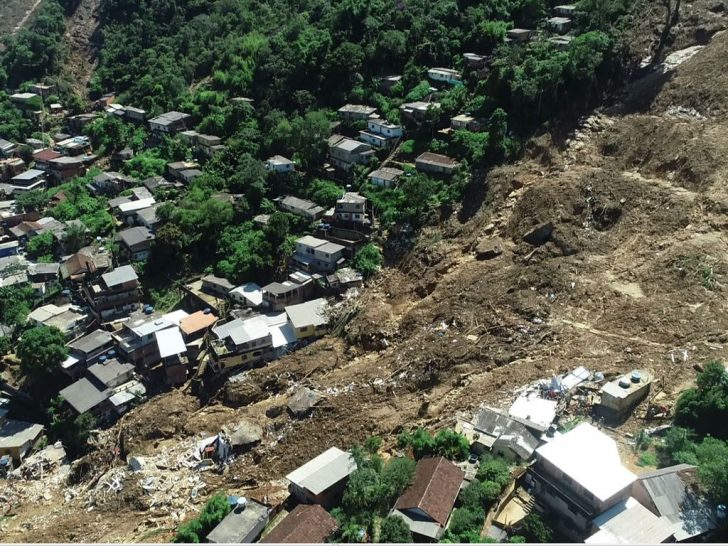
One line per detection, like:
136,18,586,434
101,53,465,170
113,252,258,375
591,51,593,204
62,0,102,94
4,9,728,546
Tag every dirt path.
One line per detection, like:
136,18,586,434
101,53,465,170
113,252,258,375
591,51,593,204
12,0,43,34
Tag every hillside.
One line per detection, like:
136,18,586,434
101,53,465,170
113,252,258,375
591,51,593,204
3,8,728,540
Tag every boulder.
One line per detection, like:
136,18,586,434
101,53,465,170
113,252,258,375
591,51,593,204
474,237,503,260
287,387,321,417
523,223,554,246
230,420,263,449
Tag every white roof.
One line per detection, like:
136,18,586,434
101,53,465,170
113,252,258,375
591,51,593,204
229,315,271,345
508,391,557,430
163,309,190,326
118,197,156,213
101,265,138,287
286,447,357,495
586,497,675,544
28,303,71,323
155,327,187,358
130,316,174,337
536,423,637,502
229,282,263,306
270,321,297,348
285,298,328,330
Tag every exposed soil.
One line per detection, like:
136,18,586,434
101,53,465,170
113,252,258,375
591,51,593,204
62,0,102,95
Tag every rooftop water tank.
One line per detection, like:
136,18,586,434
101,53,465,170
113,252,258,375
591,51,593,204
203,308,211,315
619,378,631,389
631,371,642,383
99,356,107,363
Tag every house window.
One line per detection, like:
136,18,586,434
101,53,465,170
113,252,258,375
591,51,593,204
299,327,307,333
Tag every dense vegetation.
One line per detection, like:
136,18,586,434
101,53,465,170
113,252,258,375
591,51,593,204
655,362,728,505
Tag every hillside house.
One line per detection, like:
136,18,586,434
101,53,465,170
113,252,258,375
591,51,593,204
210,315,274,371
548,35,573,50
202,274,235,298
88,359,135,390
415,152,460,175
62,329,115,379
507,28,536,42
292,235,345,274
82,265,141,321
27,303,88,339
266,155,295,173
29,83,54,98
391,457,465,541
155,326,189,386
458,406,539,461
206,500,269,544
546,16,572,33
328,135,375,170
116,226,155,262
0,139,16,159
335,192,369,226
427,67,463,85
368,166,403,188
91,171,134,195
60,246,111,282
67,113,99,134
451,114,485,132
114,313,180,368
275,195,326,221
632,464,718,542
124,106,147,122
400,101,441,121
148,111,191,134
32,149,62,171
55,136,92,157
167,160,201,182
260,504,339,544
337,104,377,121
0,240,19,258
135,204,162,231
285,298,329,340
229,282,264,308
10,93,39,109
359,119,403,149
49,156,86,182
554,4,576,16
463,52,488,69
27,262,59,282
286,447,357,508
380,74,403,93
179,310,218,342
262,281,311,311
0,418,44,463
9,169,46,195
529,423,637,541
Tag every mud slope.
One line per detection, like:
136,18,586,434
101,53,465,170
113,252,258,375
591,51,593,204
4,17,728,546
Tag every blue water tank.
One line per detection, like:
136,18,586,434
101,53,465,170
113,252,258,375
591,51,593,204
203,308,211,315
107,350,116,358
99,356,107,363
631,371,642,383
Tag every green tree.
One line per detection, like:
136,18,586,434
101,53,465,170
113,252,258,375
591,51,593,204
48,396,97,458
26,232,56,259
63,222,89,253
379,515,412,543
675,361,728,438
17,326,67,380
353,244,383,278
15,190,49,212
519,513,553,543
308,179,344,207
0,336,10,356
173,494,231,543
379,456,416,499
433,429,471,461
476,455,511,489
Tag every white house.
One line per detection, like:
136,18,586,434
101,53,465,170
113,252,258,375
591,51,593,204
368,167,404,188
427,68,463,85
266,155,295,173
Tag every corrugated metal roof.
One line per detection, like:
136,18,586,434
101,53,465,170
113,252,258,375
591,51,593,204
286,447,357,495
155,327,187,358
587,497,675,544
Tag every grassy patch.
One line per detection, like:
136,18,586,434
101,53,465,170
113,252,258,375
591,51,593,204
557,416,584,433
675,255,718,290
637,451,657,467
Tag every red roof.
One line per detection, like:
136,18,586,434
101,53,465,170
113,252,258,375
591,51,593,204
394,456,464,525
33,149,62,162
260,504,338,543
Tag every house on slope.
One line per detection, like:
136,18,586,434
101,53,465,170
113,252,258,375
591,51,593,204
391,456,465,541
286,447,357,508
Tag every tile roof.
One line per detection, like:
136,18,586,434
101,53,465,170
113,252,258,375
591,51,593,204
179,310,218,335
260,504,338,543
394,456,464,526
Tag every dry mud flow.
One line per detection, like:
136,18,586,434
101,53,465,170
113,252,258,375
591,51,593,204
4,3,728,543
